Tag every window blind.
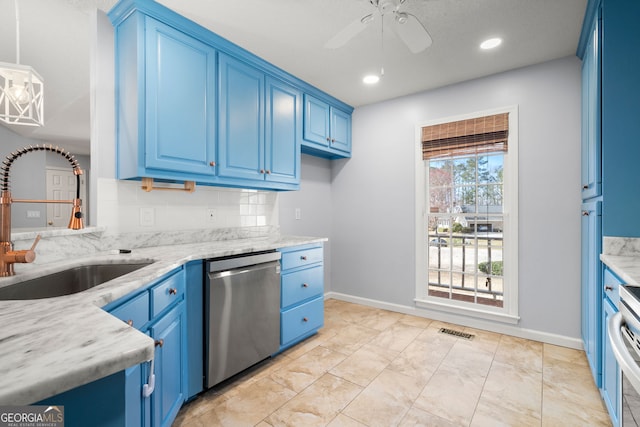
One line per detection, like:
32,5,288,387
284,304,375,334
422,113,509,160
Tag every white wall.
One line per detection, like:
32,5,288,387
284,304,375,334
330,56,582,343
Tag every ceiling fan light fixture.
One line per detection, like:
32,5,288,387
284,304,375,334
480,37,502,50
363,74,380,85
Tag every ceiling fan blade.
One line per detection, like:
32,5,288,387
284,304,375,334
393,12,432,53
324,13,375,49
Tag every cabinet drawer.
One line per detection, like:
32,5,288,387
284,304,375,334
281,265,323,308
281,247,323,271
110,291,149,330
281,297,324,345
151,270,185,318
604,268,622,308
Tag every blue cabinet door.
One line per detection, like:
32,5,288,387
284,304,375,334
602,294,620,427
580,11,601,200
303,94,330,147
330,107,352,154
150,301,185,427
265,77,301,185
144,17,217,176
581,200,602,387
218,53,264,181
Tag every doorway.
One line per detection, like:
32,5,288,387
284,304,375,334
45,167,88,227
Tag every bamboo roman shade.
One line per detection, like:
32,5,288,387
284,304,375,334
422,113,509,160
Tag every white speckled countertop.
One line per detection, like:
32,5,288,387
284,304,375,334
0,233,326,405
601,237,640,286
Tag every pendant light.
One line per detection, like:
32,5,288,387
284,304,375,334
0,0,44,127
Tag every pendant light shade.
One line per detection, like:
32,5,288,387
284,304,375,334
0,0,44,127
0,62,44,126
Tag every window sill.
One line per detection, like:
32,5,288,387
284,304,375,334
414,297,520,325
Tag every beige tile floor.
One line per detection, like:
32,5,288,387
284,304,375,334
174,299,612,426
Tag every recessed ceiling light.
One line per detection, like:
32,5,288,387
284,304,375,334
363,74,380,84
480,38,502,50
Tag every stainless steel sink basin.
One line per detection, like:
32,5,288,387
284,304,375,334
0,262,153,300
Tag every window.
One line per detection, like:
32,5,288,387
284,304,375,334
415,107,519,323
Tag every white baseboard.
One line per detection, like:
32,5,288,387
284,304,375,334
324,291,584,350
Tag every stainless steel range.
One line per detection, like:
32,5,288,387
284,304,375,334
609,284,640,426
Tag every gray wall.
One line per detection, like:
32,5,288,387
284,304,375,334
283,56,583,344
279,154,333,291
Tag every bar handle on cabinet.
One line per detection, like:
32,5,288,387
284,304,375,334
605,285,614,291
582,211,589,216
142,359,156,398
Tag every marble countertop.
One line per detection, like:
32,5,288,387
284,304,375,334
600,254,640,287
0,234,326,405
600,236,640,287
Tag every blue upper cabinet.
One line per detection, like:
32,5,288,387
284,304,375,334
109,0,351,191
265,77,301,185
144,19,217,177
218,55,301,187
218,54,265,182
303,94,352,158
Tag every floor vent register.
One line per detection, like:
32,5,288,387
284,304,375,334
438,328,475,340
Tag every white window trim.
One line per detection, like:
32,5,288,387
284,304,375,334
414,105,520,324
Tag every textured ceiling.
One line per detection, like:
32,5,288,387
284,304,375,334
0,0,587,152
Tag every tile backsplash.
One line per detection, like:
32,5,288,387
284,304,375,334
96,178,279,233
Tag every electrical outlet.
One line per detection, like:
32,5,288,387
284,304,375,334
295,208,301,220
26,210,41,218
207,208,216,222
140,207,154,227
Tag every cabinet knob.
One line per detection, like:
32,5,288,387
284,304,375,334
302,283,309,288
300,255,307,260
154,339,164,348
168,288,177,295
302,317,308,322
582,184,588,190
127,319,134,327
266,170,271,174
582,211,589,216
210,161,216,167
260,169,265,174
605,285,614,291
331,138,335,143
326,137,330,142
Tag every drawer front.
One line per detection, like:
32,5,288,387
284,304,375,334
281,247,323,271
151,270,185,318
110,291,149,330
281,297,324,345
604,268,622,308
281,265,323,308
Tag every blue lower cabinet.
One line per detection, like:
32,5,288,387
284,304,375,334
281,297,324,347
185,260,204,400
602,297,620,426
278,243,325,351
149,301,185,427
37,368,140,427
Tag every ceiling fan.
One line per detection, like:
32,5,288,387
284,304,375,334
324,0,433,54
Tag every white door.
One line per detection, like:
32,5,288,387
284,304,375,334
45,168,87,228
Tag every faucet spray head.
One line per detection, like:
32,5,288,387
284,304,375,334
68,198,83,230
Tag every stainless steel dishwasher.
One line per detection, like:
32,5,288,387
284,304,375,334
204,251,281,388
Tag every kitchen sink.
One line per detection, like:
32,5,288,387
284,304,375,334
0,262,154,300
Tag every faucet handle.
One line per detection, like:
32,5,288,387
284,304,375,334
9,234,41,264
30,234,42,251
